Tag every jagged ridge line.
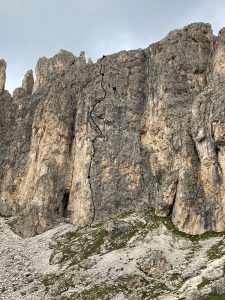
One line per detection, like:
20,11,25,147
88,56,106,227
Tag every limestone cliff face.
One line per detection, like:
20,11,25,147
1,23,225,236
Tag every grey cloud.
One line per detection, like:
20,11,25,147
0,0,224,92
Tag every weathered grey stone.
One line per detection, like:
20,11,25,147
1,212,224,300
0,59,6,94
1,23,225,237
13,87,26,98
22,70,34,95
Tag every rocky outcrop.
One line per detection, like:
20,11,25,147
1,23,225,236
0,59,6,94
22,70,34,95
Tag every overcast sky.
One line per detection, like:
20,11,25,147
1,0,225,92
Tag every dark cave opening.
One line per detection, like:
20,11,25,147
62,192,69,218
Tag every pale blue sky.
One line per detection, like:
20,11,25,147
1,0,225,92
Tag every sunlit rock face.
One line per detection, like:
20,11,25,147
1,23,225,236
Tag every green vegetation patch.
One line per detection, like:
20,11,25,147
142,209,225,242
43,273,171,300
207,240,225,260
105,226,138,251
51,227,108,266
170,272,181,281
51,209,225,271
51,220,140,267
186,240,200,261
197,277,210,289
42,273,75,294
59,274,149,300
141,282,170,299
47,209,225,298
203,294,225,300
58,275,170,300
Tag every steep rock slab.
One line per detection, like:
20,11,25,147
173,27,225,233
142,23,215,234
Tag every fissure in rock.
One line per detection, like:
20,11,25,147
68,107,76,154
88,55,106,226
169,181,178,216
62,192,70,218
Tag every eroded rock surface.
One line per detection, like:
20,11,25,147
22,70,34,95
1,23,225,236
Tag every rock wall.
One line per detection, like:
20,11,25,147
1,23,225,236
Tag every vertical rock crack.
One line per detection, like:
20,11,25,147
88,55,106,226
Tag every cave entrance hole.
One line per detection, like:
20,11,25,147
62,192,70,218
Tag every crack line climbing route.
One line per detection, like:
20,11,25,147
88,55,106,226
